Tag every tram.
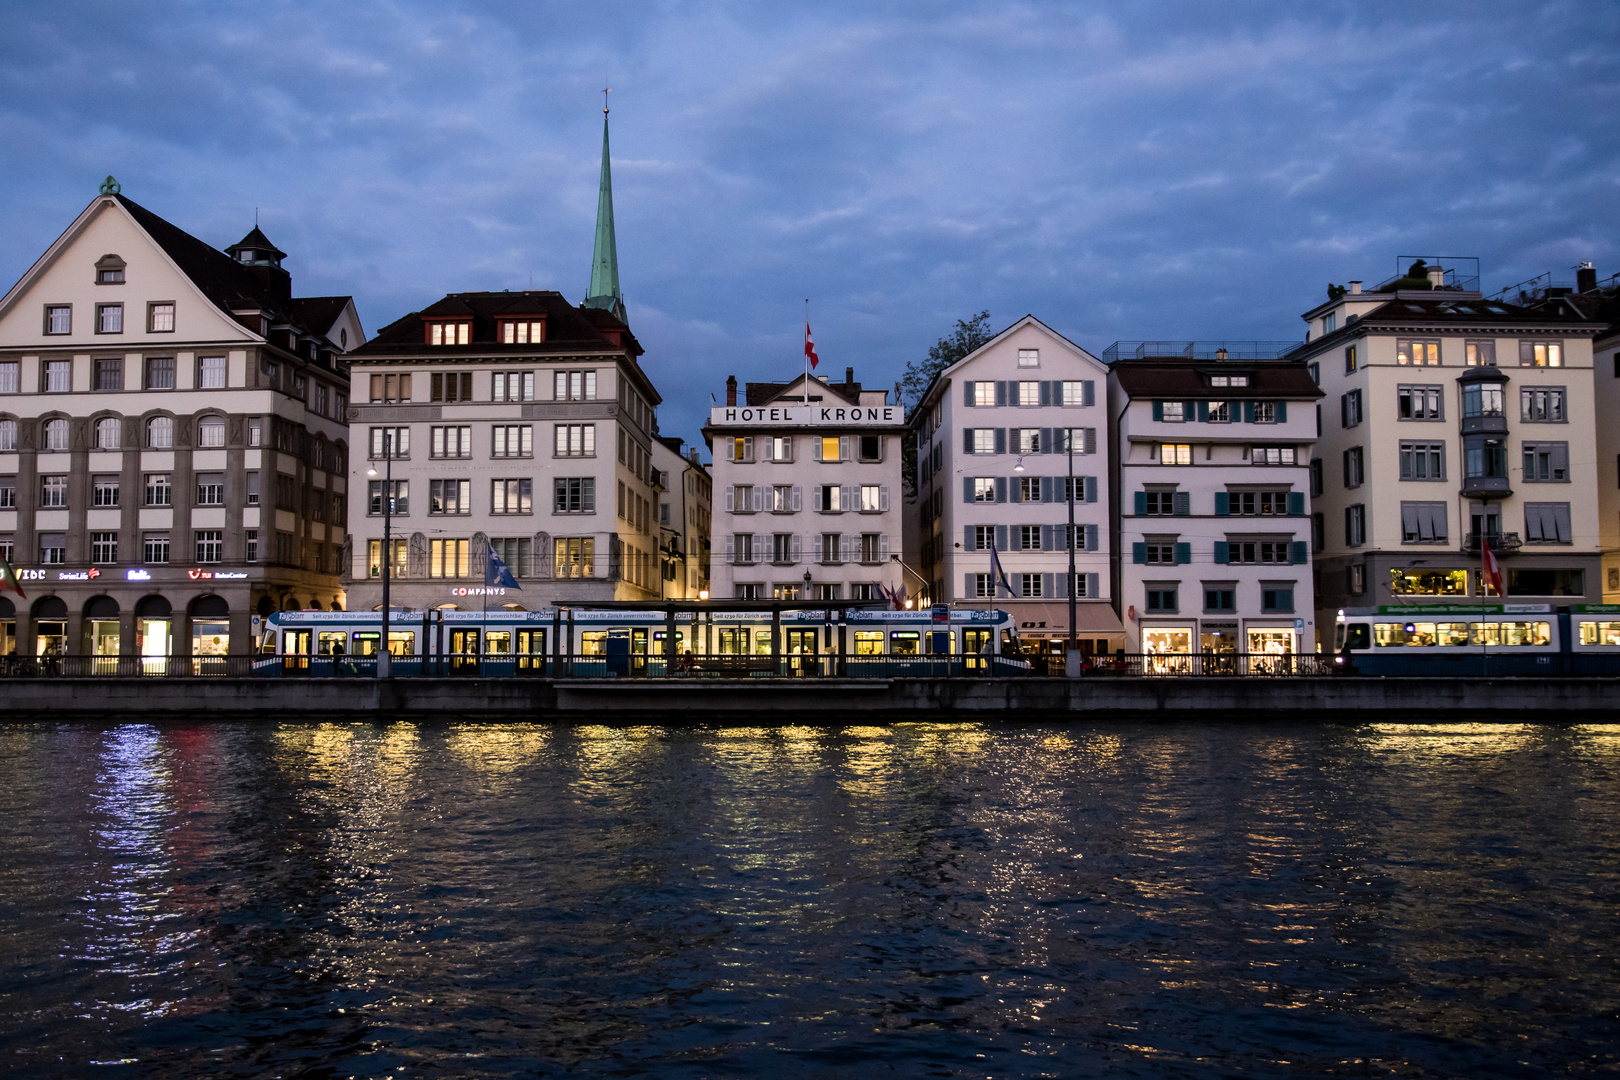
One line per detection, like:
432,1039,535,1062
257,606,1025,678
1332,605,1620,676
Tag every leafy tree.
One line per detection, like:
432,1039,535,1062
901,311,994,496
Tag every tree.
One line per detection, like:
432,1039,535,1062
901,311,994,496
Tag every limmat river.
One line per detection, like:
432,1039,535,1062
1,723,1617,1079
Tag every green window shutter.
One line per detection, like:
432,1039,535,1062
1174,542,1191,565
963,477,973,503
995,477,1007,503
1134,491,1147,515
1183,400,1196,420
1291,540,1308,564
1152,401,1163,421
1213,541,1229,564
1172,491,1190,516
1288,492,1305,516
1214,492,1229,516
1276,401,1288,422
1132,542,1147,564
1197,401,1209,422
1243,401,1255,423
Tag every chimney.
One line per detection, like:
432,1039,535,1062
689,446,699,464
1348,280,1362,295
1577,262,1597,294
845,366,854,386
1215,348,1228,361
1427,266,1446,288
725,375,737,406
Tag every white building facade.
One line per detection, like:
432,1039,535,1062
704,371,904,603
912,316,1120,653
652,435,712,600
1108,346,1322,656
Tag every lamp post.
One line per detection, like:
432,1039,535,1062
366,432,393,678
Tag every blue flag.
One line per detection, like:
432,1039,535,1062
486,547,521,590
988,545,1013,598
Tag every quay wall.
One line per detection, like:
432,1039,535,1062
2,677,1617,722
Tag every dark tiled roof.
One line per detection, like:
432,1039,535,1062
228,226,285,258
353,290,643,357
1292,293,1597,360
286,296,350,333
1110,358,1323,399
745,377,862,406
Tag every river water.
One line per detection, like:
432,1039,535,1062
1,722,1617,1078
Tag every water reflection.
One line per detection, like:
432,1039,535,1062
0,722,1616,1078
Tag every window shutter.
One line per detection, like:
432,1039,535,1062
1243,401,1256,423
813,437,823,461
752,487,764,512
792,535,802,564
813,534,823,562
1135,491,1147,515
1291,540,1308,565
995,381,1007,407
1083,381,1095,407
1041,524,1052,550
1042,427,1054,454
1552,443,1569,480
1173,491,1190,516
996,525,1008,551
1086,477,1097,503
1554,504,1572,543
1213,541,1228,564
843,485,856,511
839,436,850,461
965,573,975,599
1084,428,1097,454
879,534,890,559
1340,395,1350,428
744,437,754,460
963,381,974,406
726,487,735,511
963,428,973,454
1132,542,1147,564
965,525,975,550
1039,381,1051,406
1054,571,1067,598
1009,478,1022,503
879,486,889,511
1040,476,1052,503
1288,492,1305,516
995,477,1007,503
1175,542,1191,565
962,477,973,504
725,535,735,563
1152,401,1164,421
1043,573,1054,598
793,486,803,512
994,428,1006,454
1214,491,1229,516
1087,572,1099,598
1086,524,1098,550
1183,400,1196,420
1276,401,1288,422
1197,401,1209,422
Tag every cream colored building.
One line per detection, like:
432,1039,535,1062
653,434,711,599
1292,262,1601,630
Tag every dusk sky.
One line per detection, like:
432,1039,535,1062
2,1,1616,442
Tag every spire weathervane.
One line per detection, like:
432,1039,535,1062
99,175,120,195
603,85,611,114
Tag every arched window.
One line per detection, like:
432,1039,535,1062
198,415,225,448
147,416,173,448
43,418,68,451
94,417,120,449
0,419,15,451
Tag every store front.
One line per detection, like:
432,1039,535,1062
1140,624,1195,674
1244,625,1296,674
190,595,230,673
32,596,68,657
136,595,172,674
0,597,14,656
85,596,121,674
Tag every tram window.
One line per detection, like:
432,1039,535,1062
717,628,749,655
890,631,920,656
318,631,347,655
1502,621,1551,647
1373,623,1405,647
853,631,885,655
1579,621,1620,646
1436,622,1470,647
1406,623,1437,646
1470,623,1500,647
387,632,415,656
352,631,380,656
581,631,607,656
486,632,511,655
1342,623,1370,650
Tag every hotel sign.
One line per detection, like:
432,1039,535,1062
709,405,904,427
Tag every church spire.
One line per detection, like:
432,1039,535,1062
583,92,626,324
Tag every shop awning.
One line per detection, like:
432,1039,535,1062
1005,602,1122,635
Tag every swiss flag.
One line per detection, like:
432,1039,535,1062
1482,537,1504,598
804,321,819,369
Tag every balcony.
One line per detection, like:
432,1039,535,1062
1101,340,1302,363
1462,532,1521,555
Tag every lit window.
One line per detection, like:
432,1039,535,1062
1159,443,1192,465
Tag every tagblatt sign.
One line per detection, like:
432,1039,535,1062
709,404,905,427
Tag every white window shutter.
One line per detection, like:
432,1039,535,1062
843,485,855,512
791,534,802,563
783,436,793,463
744,436,754,460
725,535,735,563
879,485,889,511
839,435,850,461
792,486,802,511
726,486,735,511
879,534,890,559
813,486,823,511
813,534,823,562
813,438,822,461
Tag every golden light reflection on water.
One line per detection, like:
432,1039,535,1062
445,724,548,779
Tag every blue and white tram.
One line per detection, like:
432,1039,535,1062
258,606,1023,677
1333,604,1620,676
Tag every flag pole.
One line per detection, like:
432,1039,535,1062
804,299,810,406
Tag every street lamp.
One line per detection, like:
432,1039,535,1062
365,431,394,678
803,568,812,601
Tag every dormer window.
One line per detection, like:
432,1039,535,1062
1210,374,1248,387
237,249,255,262
500,320,546,344
427,322,470,346
95,254,125,284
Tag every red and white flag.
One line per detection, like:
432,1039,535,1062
1482,537,1504,598
0,553,25,600
804,321,819,369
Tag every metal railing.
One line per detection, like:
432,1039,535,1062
1462,531,1521,555
0,654,261,678
1083,652,1339,677
1100,341,1303,363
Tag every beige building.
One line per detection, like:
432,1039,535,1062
1292,260,1601,629
0,182,359,661
653,434,712,599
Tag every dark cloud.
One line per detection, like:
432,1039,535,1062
2,1,1616,440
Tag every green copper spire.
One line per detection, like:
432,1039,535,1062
583,105,626,324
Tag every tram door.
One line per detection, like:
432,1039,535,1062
283,629,312,671
786,629,819,676
925,631,953,656
517,629,546,671
449,628,480,672
963,629,992,672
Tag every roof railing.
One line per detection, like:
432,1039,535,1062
1100,341,1304,364
1369,256,1482,294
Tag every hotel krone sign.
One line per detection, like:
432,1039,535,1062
709,404,905,427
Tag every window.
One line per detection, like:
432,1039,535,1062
369,374,411,403
554,370,597,401
147,416,173,448
819,532,844,564
1464,340,1495,366
1306,363,1320,386
1016,381,1041,406
198,415,225,447
275,474,296,510
40,475,67,507
43,419,68,451
0,420,13,450
0,362,16,394
1159,443,1192,465
1397,339,1440,365
492,425,533,458
771,533,797,564
767,436,794,462
428,322,470,346
1323,313,1336,334
195,530,223,563
490,537,533,577
91,532,117,564
143,533,171,563
45,360,71,392
425,425,469,459
491,371,535,401
1226,491,1292,516
729,436,754,463
972,478,995,503
143,302,175,333
246,472,259,506
1059,380,1088,406
92,475,118,507
555,477,595,514
39,533,66,564
1399,502,1448,543
1251,401,1278,424
1261,586,1294,613
1018,573,1043,598
820,435,843,461
1397,385,1443,420
1522,442,1569,482
1462,383,1504,418
1145,586,1177,612
1521,387,1566,422
1344,345,1357,374
1226,541,1294,564
970,429,995,455
492,478,533,514
95,256,125,284
95,304,122,334
367,480,407,515
1015,428,1042,454
1017,349,1039,367
1523,503,1572,544
195,473,224,506
1143,490,1176,515
94,358,123,391
1343,503,1369,548
1342,447,1364,488
967,573,992,598
430,371,473,401
369,427,409,458
1347,564,1366,595
245,530,259,562
1309,458,1323,497
1464,435,1508,479
1252,445,1297,465
1340,389,1363,427
1019,477,1041,502
144,473,171,506
94,417,120,449
859,533,884,563
431,538,472,577
1142,542,1177,564
770,485,793,512
1399,442,1444,480
858,434,881,462
429,479,471,515
144,356,175,390
45,305,71,334
501,320,546,344
1519,340,1563,368
1205,401,1232,423
554,424,595,457
731,533,757,565
1204,587,1235,612
971,381,996,407
190,355,226,389
1161,401,1185,422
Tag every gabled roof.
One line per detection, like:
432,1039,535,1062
912,314,1103,418
354,290,645,359
746,372,863,406
286,296,352,332
114,194,296,317
1110,357,1323,400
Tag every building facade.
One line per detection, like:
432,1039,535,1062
704,369,905,603
653,434,712,599
0,183,359,661
1294,261,1602,630
1107,345,1322,655
911,316,1120,653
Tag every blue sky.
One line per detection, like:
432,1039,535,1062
2,1,1616,443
